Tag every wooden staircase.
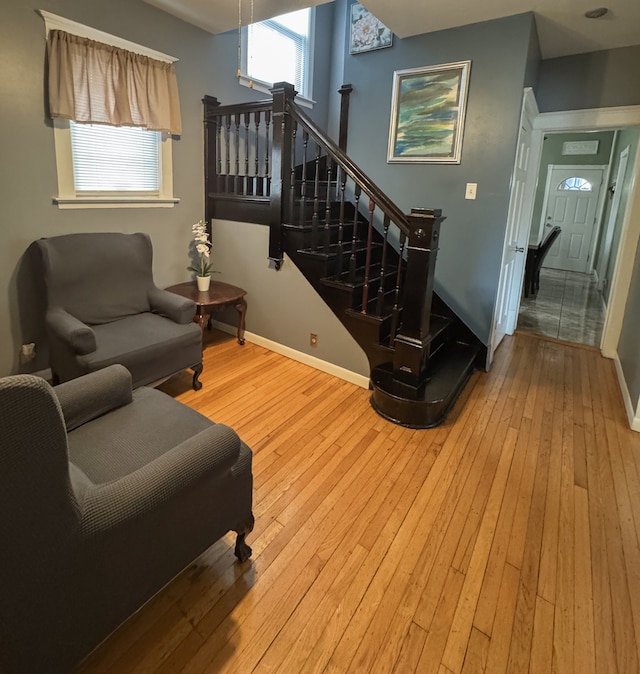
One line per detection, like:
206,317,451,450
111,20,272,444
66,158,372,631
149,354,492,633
203,84,485,428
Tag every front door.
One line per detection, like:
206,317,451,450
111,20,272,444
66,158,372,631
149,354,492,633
540,166,605,273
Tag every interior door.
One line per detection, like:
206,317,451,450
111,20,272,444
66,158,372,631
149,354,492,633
491,88,537,354
541,167,604,273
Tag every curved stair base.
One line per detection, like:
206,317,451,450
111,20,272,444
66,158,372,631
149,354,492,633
370,342,479,429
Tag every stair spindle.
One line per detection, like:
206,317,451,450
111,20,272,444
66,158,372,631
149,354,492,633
361,198,376,313
244,112,251,195
337,172,346,274
265,110,271,196
349,185,362,284
234,113,241,194
254,110,261,196
311,143,321,249
225,115,231,193
376,216,390,316
289,121,297,225
324,156,333,253
299,131,309,227
390,231,406,342
215,115,222,193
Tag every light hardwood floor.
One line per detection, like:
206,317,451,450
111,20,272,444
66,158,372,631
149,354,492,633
79,329,640,674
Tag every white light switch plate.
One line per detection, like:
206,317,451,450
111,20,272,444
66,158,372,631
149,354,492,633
465,183,477,200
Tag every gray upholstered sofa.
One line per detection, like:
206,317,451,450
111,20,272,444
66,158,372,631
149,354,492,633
0,365,254,674
37,232,204,390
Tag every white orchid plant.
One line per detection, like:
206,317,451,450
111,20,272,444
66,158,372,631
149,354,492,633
187,220,214,277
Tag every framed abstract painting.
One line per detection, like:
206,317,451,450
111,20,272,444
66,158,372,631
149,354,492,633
349,2,393,54
387,61,471,163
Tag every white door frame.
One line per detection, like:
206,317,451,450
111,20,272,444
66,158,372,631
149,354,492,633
537,163,607,273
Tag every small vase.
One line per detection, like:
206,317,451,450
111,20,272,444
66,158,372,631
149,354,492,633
196,275,211,292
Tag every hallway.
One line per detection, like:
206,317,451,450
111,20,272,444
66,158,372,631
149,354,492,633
517,268,605,346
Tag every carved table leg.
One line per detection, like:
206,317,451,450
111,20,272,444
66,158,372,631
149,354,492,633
195,310,210,331
235,298,247,345
191,362,203,391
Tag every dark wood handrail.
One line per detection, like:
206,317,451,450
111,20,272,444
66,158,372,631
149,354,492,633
203,98,273,119
286,102,410,236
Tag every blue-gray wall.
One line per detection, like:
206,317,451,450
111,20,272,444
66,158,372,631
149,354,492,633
536,45,640,113
339,8,537,344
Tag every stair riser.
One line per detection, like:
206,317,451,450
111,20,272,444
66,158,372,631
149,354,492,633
351,275,398,308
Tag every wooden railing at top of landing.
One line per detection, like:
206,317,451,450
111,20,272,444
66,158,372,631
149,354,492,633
203,82,445,383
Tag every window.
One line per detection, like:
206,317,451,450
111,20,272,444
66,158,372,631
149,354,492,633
558,177,593,191
53,121,176,208
241,8,314,103
41,11,180,208
70,123,160,192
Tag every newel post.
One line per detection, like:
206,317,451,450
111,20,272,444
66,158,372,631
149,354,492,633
202,95,221,230
338,84,353,152
268,81,297,268
392,208,445,384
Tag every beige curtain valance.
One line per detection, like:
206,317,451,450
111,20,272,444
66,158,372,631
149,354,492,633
47,30,182,135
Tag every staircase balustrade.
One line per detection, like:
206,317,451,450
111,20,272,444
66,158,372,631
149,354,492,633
203,84,481,427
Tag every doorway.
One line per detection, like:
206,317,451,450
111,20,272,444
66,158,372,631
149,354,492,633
518,127,640,348
487,100,640,368
490,101,640,363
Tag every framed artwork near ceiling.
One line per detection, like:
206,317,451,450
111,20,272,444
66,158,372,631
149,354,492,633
387,61,471,163
349,2,393,54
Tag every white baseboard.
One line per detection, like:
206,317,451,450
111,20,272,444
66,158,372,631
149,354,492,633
211,320,370,390
613,352,640,432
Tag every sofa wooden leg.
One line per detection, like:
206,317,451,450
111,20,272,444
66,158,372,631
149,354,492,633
192,363,203,391
234,532,252,563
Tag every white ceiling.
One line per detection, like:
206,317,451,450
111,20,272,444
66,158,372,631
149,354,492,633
144,0,640,59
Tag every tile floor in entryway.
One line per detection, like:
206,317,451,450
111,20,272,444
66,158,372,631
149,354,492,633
517,268,605,347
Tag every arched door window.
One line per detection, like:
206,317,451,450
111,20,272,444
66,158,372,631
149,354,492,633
558,177,593,191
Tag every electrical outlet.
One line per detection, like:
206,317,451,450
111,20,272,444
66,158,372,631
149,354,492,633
465,182,477,200
310,333,318,347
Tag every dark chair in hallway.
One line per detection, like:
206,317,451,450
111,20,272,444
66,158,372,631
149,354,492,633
524,226,561,297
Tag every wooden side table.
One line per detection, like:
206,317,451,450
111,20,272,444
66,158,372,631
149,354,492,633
165,281,247,345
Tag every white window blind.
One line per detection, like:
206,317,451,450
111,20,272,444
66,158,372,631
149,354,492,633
70,122,160,192
246,8,311,97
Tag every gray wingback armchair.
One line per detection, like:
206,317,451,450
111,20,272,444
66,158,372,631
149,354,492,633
0,365,254,674
37,232,204,390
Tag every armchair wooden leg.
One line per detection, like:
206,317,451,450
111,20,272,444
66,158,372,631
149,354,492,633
234,532,252,563
191,363,203,391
